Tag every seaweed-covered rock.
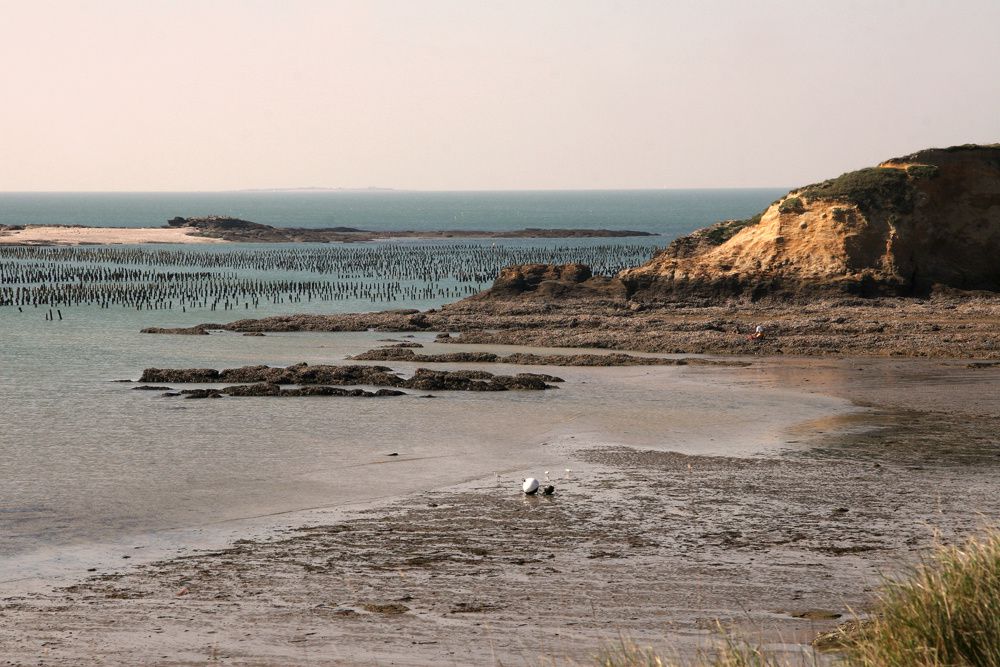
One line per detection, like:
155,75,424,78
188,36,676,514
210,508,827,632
139,362,555,392
142,368,220,382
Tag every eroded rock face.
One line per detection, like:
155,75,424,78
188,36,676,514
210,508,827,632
621,144,1000,298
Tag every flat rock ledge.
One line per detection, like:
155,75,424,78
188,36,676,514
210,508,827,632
348,348,747,367
169,385,406,399
140,363,561,392
137,296,1000,359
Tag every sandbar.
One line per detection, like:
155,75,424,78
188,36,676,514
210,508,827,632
0,225,226,245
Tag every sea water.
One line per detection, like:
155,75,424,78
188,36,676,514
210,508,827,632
0,189,783,233
3,189,854,584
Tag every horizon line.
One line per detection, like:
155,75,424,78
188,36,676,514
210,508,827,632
0,185,790,195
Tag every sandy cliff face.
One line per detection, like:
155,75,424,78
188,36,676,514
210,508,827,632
621,145,1000,298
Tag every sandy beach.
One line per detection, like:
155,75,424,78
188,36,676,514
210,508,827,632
0,225,227,246
1,351,998,665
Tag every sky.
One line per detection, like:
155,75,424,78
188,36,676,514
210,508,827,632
1,0,998,191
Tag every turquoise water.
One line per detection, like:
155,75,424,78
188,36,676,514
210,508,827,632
0,189,784,233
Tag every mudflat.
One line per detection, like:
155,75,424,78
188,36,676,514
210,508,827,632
1,354,998,665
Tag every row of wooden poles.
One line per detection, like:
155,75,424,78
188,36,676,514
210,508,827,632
0,243,653,281
0,243,654,312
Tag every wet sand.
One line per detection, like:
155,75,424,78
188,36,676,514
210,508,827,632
1,355,998,665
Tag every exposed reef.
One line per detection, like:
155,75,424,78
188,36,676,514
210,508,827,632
173,385,406,399
348,348,746,367
141,294,1000,359
140,363,560,391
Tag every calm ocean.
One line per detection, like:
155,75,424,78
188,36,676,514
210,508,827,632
0,189,784,235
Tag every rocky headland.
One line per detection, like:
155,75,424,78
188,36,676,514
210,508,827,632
621,144,1000,298
142,145,1000,359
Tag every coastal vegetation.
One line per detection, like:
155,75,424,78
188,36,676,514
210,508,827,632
701,212,764,245
777,197,804,214
621,144,1000,297
800,167,918,215
841,530,1000,667
592,530,1000,667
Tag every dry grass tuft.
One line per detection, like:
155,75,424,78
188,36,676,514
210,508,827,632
841,530,1000,666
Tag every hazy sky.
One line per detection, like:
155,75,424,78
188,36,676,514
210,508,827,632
1,0,998,191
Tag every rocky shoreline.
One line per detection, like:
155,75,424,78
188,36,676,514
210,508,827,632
141,294,1000,359
346,347,749,367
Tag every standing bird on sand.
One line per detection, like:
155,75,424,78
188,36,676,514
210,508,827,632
522,478,540,495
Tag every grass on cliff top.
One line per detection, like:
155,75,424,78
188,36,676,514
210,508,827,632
589,530,1000,667
800,166,929,216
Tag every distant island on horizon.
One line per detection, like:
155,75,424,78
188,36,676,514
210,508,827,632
234,186,401,193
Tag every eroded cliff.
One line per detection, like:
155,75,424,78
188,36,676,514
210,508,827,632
621,144,1000,298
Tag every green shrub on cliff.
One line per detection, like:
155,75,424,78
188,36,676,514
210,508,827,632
906,164,939,180
802,167,917,216
702,212,764,246
778,197,805,214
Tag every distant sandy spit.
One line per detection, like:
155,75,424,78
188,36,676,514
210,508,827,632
0,226,227,245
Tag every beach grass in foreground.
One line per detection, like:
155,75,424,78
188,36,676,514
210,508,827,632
590,530,1000,667
593,635,790,667
841,529,1000,667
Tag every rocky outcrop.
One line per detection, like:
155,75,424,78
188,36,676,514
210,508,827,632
347,347,742,367
138,294,1000,358
621,144,1000,298
142,368,221,382
175,383,406,398
139,326,210,335
469,263,627,301
141,363,558,391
